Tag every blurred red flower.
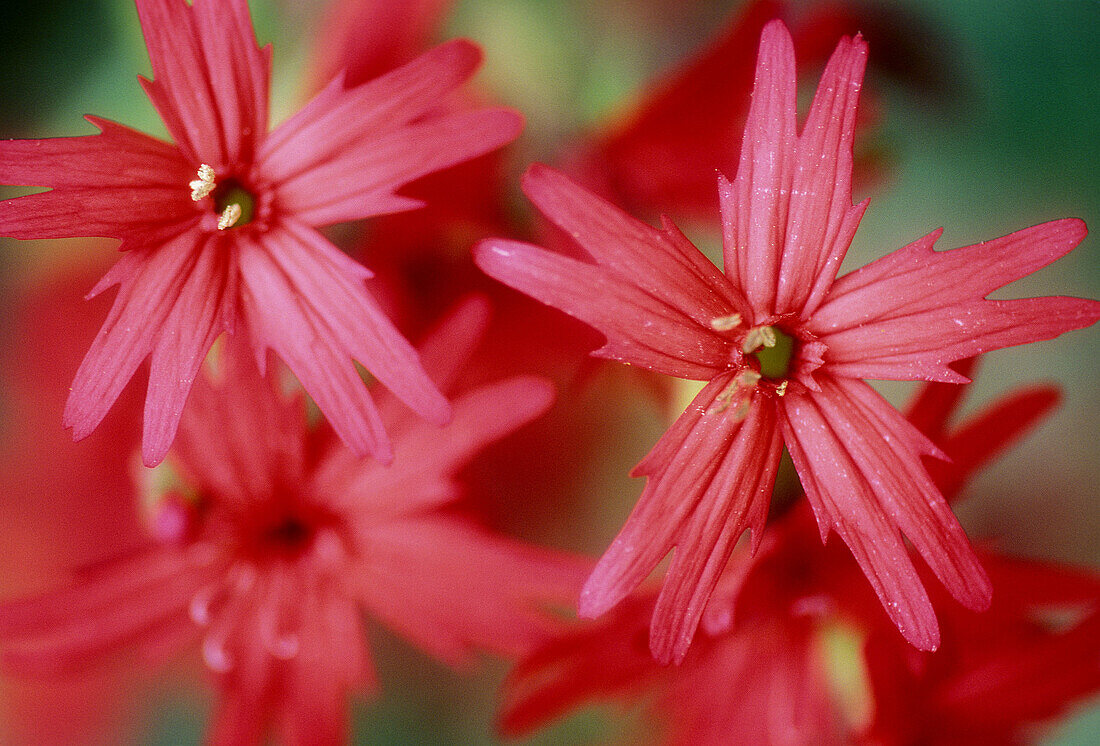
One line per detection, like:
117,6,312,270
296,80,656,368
0,298,585,743
0,263,151,745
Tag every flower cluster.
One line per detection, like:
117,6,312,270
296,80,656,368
0,0,1096,743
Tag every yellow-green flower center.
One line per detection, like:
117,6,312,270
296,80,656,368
751,325,795,379
189,164,255,230
213,181,255,230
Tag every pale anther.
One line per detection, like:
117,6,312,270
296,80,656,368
217,203,242,230
732,398,752,421
190,164,216,201
707,383,738,416
736,370,761,388
710,313,743,332
708,370,760,418
775,381,789,397
742,325,777,354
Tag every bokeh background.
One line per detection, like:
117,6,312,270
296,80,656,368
0,0,1096,743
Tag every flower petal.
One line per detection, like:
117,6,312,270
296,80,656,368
401,294,491,397
367,294,492,431
811,219,1100,381
780,378,993,651
931,383,1061,502
648,400,782,664
829,379,981,586
475,238,731,379
142,235,236,466
275,107,522,226
348,516,586,665
261,39,496,182
0,117,195,245
720,20,796,314
238,221,449,463
776,33,868,317
190,0,270,164
498,594,659,737
779,392,939,650
575,0,780,219
173,340,307,510
316,376,555,518
309,0,457,88
207,669,272,746
982,553,1100,610
276,651,354,746
901,358,980,441
63,231,208,452
580,377,781,659
520,164,747,323
579,378,733,619
0,545,203,675
135,0,269,166
664,621,841,745
936,609,1100,735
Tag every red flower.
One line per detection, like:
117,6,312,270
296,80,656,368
499,364,1100,744
857,360,1100,745
860,557,1100,746
475,20,1100,663
0,299,584,743
308,0,457,89
567,0,885,222
0,0,522,467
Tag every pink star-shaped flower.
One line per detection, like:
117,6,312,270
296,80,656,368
475,20,1100,663
0,0,522,466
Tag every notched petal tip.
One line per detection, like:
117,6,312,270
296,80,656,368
62,412,95,444
81,114,114,133
354,431,395,466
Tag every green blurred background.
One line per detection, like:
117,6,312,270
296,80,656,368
0,0,1097,743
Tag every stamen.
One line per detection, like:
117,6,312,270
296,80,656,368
736,370,761,388
708,370,761,418
710,313,743,332
775,380,789,397
708,381,738,415
190,164,216,201
217,203,242,230
732,397,752,420
742,325,777,354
